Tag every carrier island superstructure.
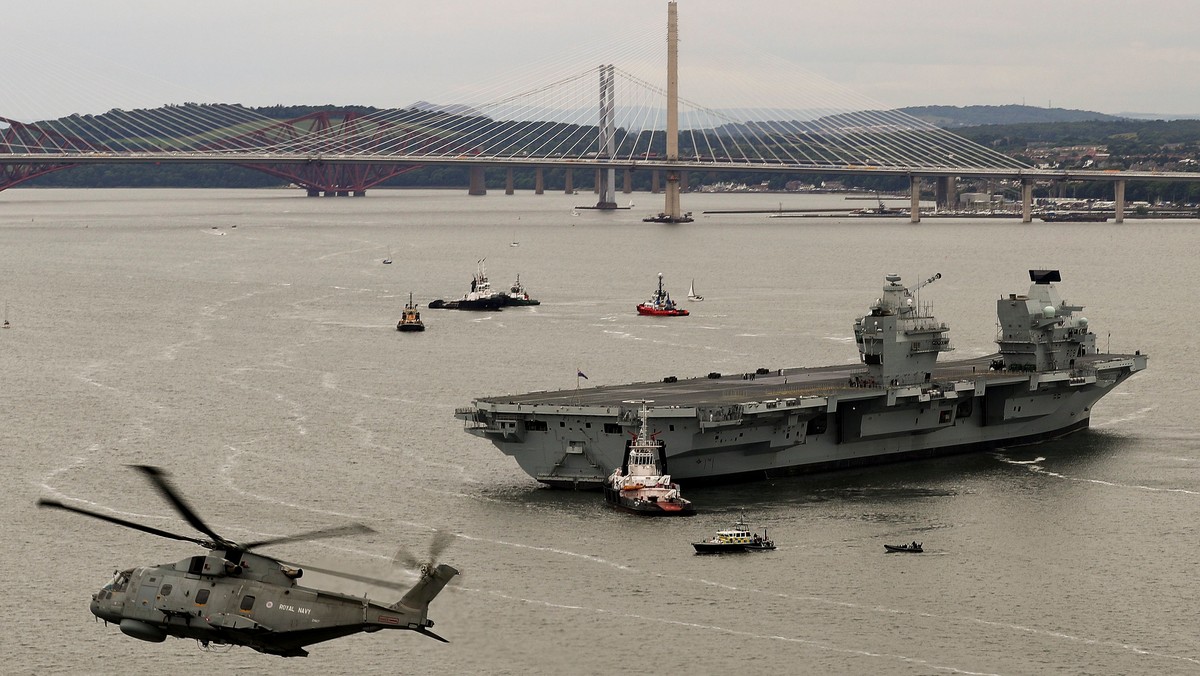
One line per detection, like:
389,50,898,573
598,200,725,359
456,271,1146,488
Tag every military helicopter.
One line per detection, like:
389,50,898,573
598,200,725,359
37,465,458,657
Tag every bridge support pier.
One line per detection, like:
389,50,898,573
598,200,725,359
910,176,921,223
469,166,487,196
623,169,632,194
1113,178,1123,223
505,169,515,195
564,169,574,194
935,176,956,211
535,168,544,194
651,170,660,194
1114,180,1126,223
1021,179,1033,223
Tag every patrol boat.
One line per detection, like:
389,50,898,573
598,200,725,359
456,270,1147,489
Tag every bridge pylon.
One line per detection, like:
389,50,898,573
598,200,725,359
643,1,692,223
594,64,618,209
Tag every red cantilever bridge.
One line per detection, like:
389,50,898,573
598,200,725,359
0,109,482,197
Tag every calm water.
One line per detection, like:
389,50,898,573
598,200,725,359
3,188,1197,675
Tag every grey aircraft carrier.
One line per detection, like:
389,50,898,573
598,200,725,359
455,270,1147,488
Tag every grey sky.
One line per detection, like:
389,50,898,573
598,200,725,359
7,1,1199,121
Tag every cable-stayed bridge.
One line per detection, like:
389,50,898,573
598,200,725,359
2,2,1196,223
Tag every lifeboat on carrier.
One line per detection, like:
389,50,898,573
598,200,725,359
636,272,689,317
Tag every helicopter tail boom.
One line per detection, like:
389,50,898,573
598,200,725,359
393,563,458,612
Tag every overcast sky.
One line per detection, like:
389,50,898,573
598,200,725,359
6,0,1199,121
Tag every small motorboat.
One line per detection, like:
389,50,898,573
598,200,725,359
637,273,689,317
603,401,695,516
692,515,774,553
884,542,923,553
396,292,425,332
382,258,393,265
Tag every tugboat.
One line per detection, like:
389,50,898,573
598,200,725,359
637,273,689,316
502,274,541,307
692,515,775,553
884,542,923,553
603,401,694,516
396,292,425,332
428,260,505,310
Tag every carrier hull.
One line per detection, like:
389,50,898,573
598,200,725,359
455,353,1146,489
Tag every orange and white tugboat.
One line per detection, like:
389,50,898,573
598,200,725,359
636,273,689,317
603,401,695,516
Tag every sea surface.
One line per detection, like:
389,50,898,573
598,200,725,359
2,187,1197,675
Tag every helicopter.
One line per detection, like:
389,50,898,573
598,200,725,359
37,465,458,657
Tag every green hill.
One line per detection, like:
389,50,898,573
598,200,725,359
900,104,1124,128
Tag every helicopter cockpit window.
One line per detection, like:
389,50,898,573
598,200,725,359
104,569,132,593
195,588,210,606
240,595,255,612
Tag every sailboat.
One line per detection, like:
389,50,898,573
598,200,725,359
687,279,703,302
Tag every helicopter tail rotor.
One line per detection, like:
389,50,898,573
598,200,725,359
394,563,459,611
392,529,454,577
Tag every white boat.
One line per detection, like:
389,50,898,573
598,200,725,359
687,279,703,301
692,515,775,553
602,401,694,516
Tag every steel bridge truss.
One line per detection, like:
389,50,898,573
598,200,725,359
0,110,486,195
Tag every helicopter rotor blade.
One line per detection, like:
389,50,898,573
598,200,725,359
392,529,455,571
428,530,453,563
240,523,376,551
132,465,232,549
38,498,211,547
274,558,413,592
391,546,420,570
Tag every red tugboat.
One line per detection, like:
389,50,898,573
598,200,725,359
637,273,689,317
603,401,695,516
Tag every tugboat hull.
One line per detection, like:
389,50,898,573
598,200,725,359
602,486,695,516
636,304,689,316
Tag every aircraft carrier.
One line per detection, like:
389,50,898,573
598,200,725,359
455,270,1147,488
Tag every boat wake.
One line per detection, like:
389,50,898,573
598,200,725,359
473,587,1003,676
1092,405,1155,428
995,453,1200,496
